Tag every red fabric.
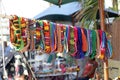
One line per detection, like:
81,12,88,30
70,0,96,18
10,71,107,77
82,60,98,78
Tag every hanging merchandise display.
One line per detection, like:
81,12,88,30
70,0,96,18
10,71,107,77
90,30,97,59
81,28,88,53
9,15,28,51
43,21,51,53
76,27,84,58
68,26,76,56
9,15,113,60
50,22,56,52
97,30,107,59
35,21,44,50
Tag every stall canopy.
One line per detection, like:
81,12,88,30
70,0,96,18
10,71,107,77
34,1,119,22
44,0,78,5
34,1,81,21
96,9,119,19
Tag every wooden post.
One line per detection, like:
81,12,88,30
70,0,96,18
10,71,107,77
98,0,109,80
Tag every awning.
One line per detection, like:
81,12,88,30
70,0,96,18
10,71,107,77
34,1,81,21
44,0,78,5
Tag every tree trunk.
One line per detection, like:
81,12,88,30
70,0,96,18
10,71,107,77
112,0,118,12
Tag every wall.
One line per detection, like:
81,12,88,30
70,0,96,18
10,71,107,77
106,18,120,60
108,59,120,79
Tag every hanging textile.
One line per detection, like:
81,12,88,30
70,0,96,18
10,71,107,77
50,22,56,52
96,30,100,58
43,21,51,53
97,30,106,59
81,28,88,52
70,26,78,56
35,20,45,50
9,15,28,51
9,16,113,60
89,30,97,59
63,25,69,54
106,39,113,58
75,27,85,59
68,26,76,56
56,24,62,53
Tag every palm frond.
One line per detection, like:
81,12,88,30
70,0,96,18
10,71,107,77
74,0,98,29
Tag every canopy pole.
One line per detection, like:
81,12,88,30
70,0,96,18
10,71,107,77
0,0,8,79
98,0,109,80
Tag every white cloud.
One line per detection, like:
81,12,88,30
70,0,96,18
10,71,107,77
1,0,50,18
105,0,112,9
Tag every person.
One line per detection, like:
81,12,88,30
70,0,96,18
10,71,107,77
77,57,98,80
4,41,12,56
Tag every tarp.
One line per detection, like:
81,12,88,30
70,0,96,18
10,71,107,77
44,0,78,5
34,1,119,21
34,1,81,21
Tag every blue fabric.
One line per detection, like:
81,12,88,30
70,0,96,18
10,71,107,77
102,31,106,49
50,22,55,52
106,39,113,58
89,30,92,55
75,27,84,59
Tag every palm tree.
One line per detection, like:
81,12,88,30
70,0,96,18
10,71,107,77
74,0,98,29
112,0,118,12
74,0,119,29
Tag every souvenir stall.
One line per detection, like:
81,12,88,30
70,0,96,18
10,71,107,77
0,13,112,80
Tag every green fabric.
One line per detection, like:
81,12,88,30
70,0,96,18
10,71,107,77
18,17,24,51
68,27,75,55
39,20,44,50
47,53,57,63
44,0,78,5
90,30,97,59
13,17,25,51
65,54,76,66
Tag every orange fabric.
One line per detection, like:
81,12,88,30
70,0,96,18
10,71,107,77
54,26,57,51
56,24,63,53
81,28,88,52
56,24,61,52
43,21,51,53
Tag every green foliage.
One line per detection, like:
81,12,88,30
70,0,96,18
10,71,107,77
74,0,98,29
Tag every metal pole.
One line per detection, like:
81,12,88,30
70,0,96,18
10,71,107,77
98,0,109,80
0,0,8,79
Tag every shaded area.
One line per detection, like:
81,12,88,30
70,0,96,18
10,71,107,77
34,1,81,22
96,9,119,19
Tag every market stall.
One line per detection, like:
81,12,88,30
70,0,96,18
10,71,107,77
0,14,112,80
0,0,115,79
